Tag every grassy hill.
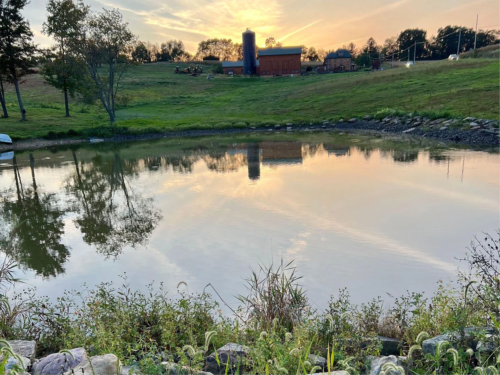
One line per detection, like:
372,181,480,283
1,58,498,140
461,44,500,59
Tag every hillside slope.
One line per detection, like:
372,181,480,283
1,58,498,139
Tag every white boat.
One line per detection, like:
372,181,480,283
0,151,13,161
0,134,12,144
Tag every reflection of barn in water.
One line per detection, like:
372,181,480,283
261,142,302,166
322,144,350,157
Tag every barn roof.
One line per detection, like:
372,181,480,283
258,47,302,57
222,60,260,68
326,49,352,59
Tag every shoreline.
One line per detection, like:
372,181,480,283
0,118,498,152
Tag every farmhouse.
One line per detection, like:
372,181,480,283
258,47,302,77
317,49,357,73
222,60,260,75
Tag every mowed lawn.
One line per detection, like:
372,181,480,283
0,58,498,139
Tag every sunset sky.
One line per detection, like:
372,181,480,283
26,0,499,54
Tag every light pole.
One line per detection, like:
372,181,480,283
474,15,479,50
457,27,462,56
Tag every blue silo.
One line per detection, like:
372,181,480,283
242,29,256,75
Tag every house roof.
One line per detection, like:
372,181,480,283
326,49,352,59
258,47,302,57
222,60,260,68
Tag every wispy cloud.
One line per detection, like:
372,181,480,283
278,19,323,43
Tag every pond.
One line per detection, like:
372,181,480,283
0,132,498,311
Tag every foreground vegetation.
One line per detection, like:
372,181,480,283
1,57,498,141
0,230,499,374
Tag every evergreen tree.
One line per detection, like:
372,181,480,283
0,0,37,121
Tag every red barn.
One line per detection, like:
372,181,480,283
222,60,260,75
258,47,302,77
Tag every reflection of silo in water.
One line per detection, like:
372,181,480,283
242,29,256,75
247,143,260,180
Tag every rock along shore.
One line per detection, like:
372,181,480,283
0,115,498,153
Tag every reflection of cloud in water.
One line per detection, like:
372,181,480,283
388,179,497,210
251,200,457,273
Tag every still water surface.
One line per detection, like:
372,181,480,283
0,133,498,311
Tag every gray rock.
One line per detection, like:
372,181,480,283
470,122,479,127
338,119,344,123
464,117,477,122
5,356,30,373
205,343,248,374
162,362,212,375
7,341,36,360
377,336,402,356
274,124,281,129
33,348,87,375
287,126,293,131
402,128,415,133
309,354,327,369
349,118,357,123
286,123,293,126
439,126,448,131
470,126,481,130
422,327,497,356
66,354,120,375
364,115,373,120
369,355,406,375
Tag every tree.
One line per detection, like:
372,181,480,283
0,0,37,121
347,42,357,58
265,37,282,48
158,40,186,61
77,8,136,124
306,47,319,61
362,37,379,58
382,36,398,57
0,67,7,118
42,0,89,117
132,41,151,63
317,48,327,62
233,42,243,60
195,38,234,61
301,45,308,61
355,53,372,67
397,28,428,60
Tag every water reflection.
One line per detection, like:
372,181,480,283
1,155,69,277
65,152,162,258
0,134,497,293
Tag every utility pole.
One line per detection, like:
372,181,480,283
414,42,417,64
474,15,479,50
408,47,410,62
457,28,462,56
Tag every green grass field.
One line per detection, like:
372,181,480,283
0,58,498,140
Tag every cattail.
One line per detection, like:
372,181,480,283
182,345,196,357
466,348,474,357
285,332,293,342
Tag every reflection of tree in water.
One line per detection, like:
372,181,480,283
66,152,162,258
202,151,247,173
0,155,69,277
392,150,419,163
302,143,324,159
429,151,450,163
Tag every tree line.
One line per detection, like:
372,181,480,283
347,27,499,67
0,0,498,124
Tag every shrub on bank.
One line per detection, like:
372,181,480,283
0,232,498,374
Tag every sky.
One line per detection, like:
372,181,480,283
25,0,499,54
